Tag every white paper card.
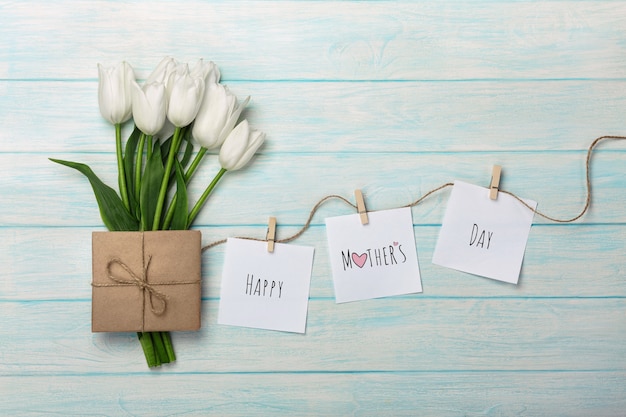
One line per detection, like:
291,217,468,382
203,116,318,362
432,180,537,284
218,238,314,333
325,207,422,303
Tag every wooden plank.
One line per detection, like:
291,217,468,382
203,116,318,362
2,372,625,416
0,299,624,374
1,224,625,300
1,2,626,80
2,80,626,153
4,151,625,226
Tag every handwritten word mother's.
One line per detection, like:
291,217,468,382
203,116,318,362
341,242,408,271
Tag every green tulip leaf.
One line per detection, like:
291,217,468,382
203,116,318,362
123,126,142,218
160,136,173,164
161,126,191,166
170,160,188,230
49,158,139,231
180,136,195,170
140,142,165,231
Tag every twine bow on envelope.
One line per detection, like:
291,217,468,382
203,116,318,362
100,256,168,315
92,254,200,330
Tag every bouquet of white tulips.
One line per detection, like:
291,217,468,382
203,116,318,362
51,57,265,367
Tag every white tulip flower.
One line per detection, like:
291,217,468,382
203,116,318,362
97,61,135,124
219,120,266,171
145,56,178,85
131,81,167,136
154,120,176,141
192,82,250,150
190,58,221,85
166,64,205,128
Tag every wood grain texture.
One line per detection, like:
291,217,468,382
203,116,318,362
2,373,625,416
2,298,625,374
3,151,624,226
2,225,626,300
2,1,626,80
1,0,625,415
2,80,626,153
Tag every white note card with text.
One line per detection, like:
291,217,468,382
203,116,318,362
218,238,314,333
432,180,537,284
325,207,422,303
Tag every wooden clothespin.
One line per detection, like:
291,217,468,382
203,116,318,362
266,216,277,252
354,189,369,225
489,165,502,200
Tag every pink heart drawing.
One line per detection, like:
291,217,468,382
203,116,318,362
393,241,399,246
351,252,368,268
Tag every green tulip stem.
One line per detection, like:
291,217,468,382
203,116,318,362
137,332,158,368
184,147,208,182
162,147,208,230
152,126,183,231
143,127,183,367
115,123,130,211
152,331,169,364
187,167,227,228
147,136,153,160
161,197,177,231
161,332,176,362
134,133,147,203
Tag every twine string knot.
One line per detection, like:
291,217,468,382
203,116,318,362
106,256,167,315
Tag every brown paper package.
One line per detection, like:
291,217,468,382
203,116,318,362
92,230,202,332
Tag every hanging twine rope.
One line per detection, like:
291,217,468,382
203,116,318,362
202,135,626,252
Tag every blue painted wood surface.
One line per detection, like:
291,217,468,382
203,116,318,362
1,1,626,415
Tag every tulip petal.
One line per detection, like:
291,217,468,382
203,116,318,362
166,67,205,127
219,120,251,170
219,95,250,145
192,83,232,149
230,130,266,171
97,62,134,124
146,57,177,85
132,81,167,135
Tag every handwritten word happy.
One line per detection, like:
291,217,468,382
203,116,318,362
245,274,283,298
469,223,493,249
341,243,407,270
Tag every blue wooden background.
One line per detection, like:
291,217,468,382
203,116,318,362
1,1,626,415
